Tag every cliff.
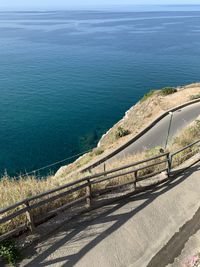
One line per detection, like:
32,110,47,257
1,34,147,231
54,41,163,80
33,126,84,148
56,83,200,177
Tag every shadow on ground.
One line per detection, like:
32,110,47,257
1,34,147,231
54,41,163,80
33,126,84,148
19,164,200,267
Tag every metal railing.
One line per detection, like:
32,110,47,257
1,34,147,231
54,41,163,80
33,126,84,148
1,139,200,242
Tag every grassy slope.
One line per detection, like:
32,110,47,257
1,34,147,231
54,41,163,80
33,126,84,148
1,83,200,234
1,115,200,234
0,84,200,233
56,83,200,177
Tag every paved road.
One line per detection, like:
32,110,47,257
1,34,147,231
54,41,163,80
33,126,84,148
21,162,200,267
107,101,200,163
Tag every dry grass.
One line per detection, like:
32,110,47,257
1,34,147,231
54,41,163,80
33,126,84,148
89,117,200,193
0,172,89,234
56,83,200,178
99,117,200,173
169,118,200,168
1,117,199,235
1,87,200,236
99,83,200,148
91,150,167,191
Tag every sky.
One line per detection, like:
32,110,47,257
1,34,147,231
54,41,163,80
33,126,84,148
1,0,200,10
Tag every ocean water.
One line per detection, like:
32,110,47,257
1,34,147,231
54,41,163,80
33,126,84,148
0,9,200,176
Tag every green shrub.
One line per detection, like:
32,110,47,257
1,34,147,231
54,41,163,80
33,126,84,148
160,87,177,96
92,148,104,156
0,239,20,266
190,94,200,100
140,90,157,102
115,127,131,139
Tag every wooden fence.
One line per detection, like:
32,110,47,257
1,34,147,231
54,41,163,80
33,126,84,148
1,139,200,242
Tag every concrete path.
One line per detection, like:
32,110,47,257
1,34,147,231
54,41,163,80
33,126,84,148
167,228,200,267
107,101,200,163
20,162,200,267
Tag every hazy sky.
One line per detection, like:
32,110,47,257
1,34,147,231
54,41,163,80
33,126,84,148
1,0,200,9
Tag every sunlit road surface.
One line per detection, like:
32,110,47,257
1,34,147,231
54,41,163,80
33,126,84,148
107,101,200,163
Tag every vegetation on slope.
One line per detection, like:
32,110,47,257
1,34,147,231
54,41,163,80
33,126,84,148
0,84,200,265
0,239,20,266
56,83,200,177
160,87,177,96
1,116,200,236
98,83,199,148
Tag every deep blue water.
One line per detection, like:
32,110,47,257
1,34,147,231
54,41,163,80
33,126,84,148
0,9,200,176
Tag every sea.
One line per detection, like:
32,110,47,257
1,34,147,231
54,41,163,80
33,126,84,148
0,5,200,176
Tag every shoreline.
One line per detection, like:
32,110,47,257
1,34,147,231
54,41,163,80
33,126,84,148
56,83,200,177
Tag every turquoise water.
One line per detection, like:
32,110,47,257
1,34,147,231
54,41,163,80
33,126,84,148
0,10,200,176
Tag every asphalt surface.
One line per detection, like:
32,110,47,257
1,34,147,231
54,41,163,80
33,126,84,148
107,101,200,163
20,162,200,267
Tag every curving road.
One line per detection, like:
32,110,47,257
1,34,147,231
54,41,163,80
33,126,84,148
106,101,200,163
18,102,200,267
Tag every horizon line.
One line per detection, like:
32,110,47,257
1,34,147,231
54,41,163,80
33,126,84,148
1,4,200,12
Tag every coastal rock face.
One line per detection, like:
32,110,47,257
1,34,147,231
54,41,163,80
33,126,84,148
55,83,200,178
98,83,200,149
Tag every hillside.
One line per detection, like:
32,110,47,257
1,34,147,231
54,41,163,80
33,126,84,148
99,83,200,148
1,82,200,241
56,83,200,177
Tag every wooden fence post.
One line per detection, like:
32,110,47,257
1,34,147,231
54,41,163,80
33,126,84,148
134,171,138,190
86,179,92,208
25,200,36,233
167,153,172,177
104,163,106,174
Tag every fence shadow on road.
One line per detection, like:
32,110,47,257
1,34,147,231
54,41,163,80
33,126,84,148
20,163,200,267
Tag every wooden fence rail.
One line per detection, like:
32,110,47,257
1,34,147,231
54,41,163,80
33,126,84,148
1,139,200,242
171,139,200,168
